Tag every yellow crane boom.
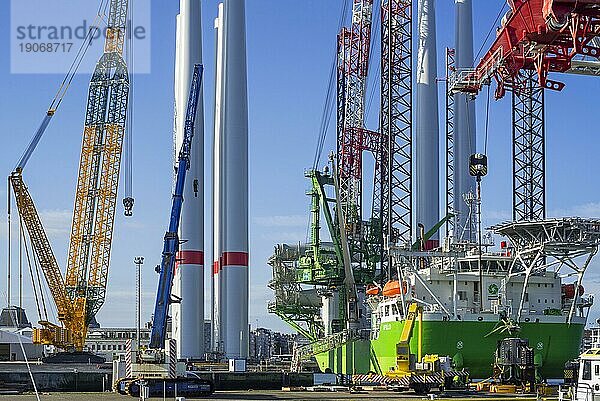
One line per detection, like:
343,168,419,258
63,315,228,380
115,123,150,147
395,302,423,374
9,171,84,348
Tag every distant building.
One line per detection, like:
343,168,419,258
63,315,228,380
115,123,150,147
272,331,293,355
249,327,294,363
85,327,150,361
0,329,43,361
0,306,32,329
0,307,42,361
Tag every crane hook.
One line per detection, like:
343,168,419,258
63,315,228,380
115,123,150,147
123,197,134,217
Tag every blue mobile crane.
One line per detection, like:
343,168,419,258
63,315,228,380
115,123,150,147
116,64,214,398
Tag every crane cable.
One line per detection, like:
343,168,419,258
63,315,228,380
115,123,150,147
14,0,110,173
33,248,55,324
473,1,508,66
49,0,110,112
308,1,351,242
123,0,135,212
478,1,506,157
312,0,351,171
21,216,50,322
484,84,491,155
365,3,380,123
462,0,507,158
19,218,46,322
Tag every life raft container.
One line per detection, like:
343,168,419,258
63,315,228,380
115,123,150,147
382,280,408,297
366,284,380,296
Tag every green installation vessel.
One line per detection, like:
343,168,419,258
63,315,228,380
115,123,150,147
269,218,600,379
265,0,600,381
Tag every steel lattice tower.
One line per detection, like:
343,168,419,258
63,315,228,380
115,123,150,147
512,70,546,221
66,0,129,324
337,0,374,229
381,0,413,255
445,48,456,236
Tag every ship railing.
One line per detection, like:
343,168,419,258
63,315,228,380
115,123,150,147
424,303,442,313
580,294,594,308
291,328,360,371
576,383,594,401
491,300,513,316
558,385,575,401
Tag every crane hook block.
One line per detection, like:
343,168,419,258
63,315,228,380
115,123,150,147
123,197,134,217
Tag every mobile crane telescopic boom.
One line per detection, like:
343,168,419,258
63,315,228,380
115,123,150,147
115,64,214,399
150,63,203,350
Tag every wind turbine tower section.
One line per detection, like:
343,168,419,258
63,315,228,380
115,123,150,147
172,0,205,360
212,2,225,354
220,0,250,359
416,0,440,246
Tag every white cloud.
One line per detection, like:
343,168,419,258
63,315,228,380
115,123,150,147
483,209,512,222
120,219,147,230
550,202,600,218
258,231,306,243
38,209,72,236
0,209,72,240
482,201,600,226
253,215,307,228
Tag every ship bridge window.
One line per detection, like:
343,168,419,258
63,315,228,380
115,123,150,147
584,360,592,380
595,364,599,376
458,291,468,301
385,305,390,316
392,304,399,316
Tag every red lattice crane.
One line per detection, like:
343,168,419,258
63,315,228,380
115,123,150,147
337,0,378,221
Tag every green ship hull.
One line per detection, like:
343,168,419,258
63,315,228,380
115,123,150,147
315,319,584,378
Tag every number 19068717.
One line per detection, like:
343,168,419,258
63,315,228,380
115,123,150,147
19,42,73,53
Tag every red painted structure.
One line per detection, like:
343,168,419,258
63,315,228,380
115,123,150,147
337,0,376,211
454,0,600,98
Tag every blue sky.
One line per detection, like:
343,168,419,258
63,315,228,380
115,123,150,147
1,0,600,334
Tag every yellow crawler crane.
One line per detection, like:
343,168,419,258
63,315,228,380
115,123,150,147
10,0,130,351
